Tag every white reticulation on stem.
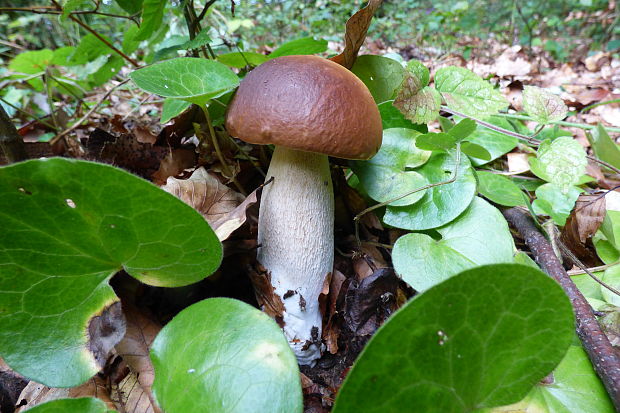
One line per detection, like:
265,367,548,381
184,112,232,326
257,146,334,365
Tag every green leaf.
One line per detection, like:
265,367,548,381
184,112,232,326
115,0,143,14
481,346,614,413
61,0,90,19
393,83,441,124
269,37,328,58
72,33,113,63
122,24,141,55
535,136,587,192
378,101,427,132
151,298,302,413
393,197,515,291
477,171,526,207
448,118,477,139
435,67,508,118
136,0,167,41
351,55,406,104
89,55,123,87
183,29,212,50
601,210,620,252
51,46,77,66
460,141,491,160
532,183,581,226
161,98,192,123
23,397,116,413
462,116,518,166
129,58,240,107
8,49,53,90
384,151,477,230
405,59,430,88
0,159,222,387
601,265,620,306
416,132,458,151
522,85,568,124
333,264,574,413
351,128,431,206
217,52,269,68
588,123,620,170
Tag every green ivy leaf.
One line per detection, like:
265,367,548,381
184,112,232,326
384,151,477,230
435,67,507,118
351,128,431,206
522,86,568,124
535,136,587,193
161,98,192,123
269,37,328,58
217,52,269,68
462,116,518,166
377,101,427,132
351,55,406,104
477,171,526,207
151,298,302,413
129,58,239,107
23,397,116,413
0,159,222,387
393,197,515,291
481,346,614,413
136,0,167,41
588,123,620,170
532,183,581,225
333,264,574,413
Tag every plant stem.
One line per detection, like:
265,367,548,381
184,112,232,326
499,112,620,133
503,207,620,411
581,99,620,114
200,105,246,195
0,104,28,163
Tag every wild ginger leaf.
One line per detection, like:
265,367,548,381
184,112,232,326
435,67,507,118
522,85,568,124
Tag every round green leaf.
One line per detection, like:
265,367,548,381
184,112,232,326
351,128,431,206
535,136,587,193
333,264,575,413
129,57,240,107
393,197,515,291
384,151,477,230
481,346,614,413
351,55,406,104
378,101,427,132
463,116,517,166
151,298,302,413
0,159,222,387
522,86,568,125
477,171,526,207
532,183,581,226
21,397,115,413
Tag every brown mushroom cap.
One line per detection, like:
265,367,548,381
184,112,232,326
225,55,382,160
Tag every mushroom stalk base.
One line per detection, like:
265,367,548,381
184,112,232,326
258,146,334,365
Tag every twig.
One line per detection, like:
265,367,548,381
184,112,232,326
0,7,138,22
51,79,129,144
500,112,620,134
0,104,28,163
503,207,620,411
567,263,618,276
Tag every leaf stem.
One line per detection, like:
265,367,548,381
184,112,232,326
499,112,620,134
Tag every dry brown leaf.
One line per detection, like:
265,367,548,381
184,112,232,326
162,167,244,227
329,0,383,69
211,185,261,241
151,148,196,185
560,193,606,265
134,125,158,145
507,152,531,173
16,376,116,412
113,303,162,413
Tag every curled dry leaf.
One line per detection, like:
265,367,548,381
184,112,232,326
113,303,162,413
560,193,606,265
329,0,383,69
15,376,116,412
162,167,244,228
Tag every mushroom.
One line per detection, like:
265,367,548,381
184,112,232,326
225,55,382,365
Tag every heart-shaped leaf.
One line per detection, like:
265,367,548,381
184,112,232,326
352,128,431,206
333,264,574,413
522,86,568,124
535,136,587,193
20,397,116,413
384,151,477,230
435,67,507,118
150,298,302,413
0,159,222,387
393,197,515,291
129,58,239,107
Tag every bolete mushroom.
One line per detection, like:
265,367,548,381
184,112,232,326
225,55,382,365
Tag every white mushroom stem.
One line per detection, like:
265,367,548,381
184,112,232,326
258,145,334,365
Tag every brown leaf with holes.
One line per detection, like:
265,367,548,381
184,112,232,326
560,193,606,266
162,167,244,228
15,376,116,412
113,303,162,413
329,0,383,69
